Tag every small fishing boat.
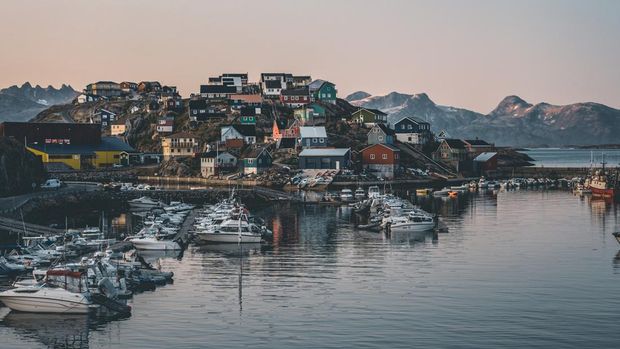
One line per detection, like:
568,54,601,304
130,236,181,250
128,196,162,210
354,187,366,200
367,186,381,199
0,270,92,314
340,189,354,202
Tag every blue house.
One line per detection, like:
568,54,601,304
367,124,395,145
392,116,431,145
299,126,328,148
241,147,272,175
298,148,351,170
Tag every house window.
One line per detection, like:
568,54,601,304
408,125,412,130
370,154,375,159
382,154,387,160
378,136,383,141
395,153,399,159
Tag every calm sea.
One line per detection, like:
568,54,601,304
524,148,620,168
1,190,620,348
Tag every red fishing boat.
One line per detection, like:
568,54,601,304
585,157,619,200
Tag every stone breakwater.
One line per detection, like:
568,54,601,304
14,188,269,221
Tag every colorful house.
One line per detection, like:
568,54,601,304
26,136,135,170
94,109,117,128
111,120,127,136
200,151,238,177
308,80,337,104
156,117,174,134
299,126,328,148
272,119,299,140
393,117,431,145
294,104,327,126
361,143,400,179
220,124,257,145
241,147,272,175
367,124,395,145
298,148,351,170
280,87,310,108
162,132,198,160
351,108,388,126
262,80,285,99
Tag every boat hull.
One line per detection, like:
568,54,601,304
130,239,181,250
389,222,436,233
590,187,618,198
0,294,91,314
195,233,262,244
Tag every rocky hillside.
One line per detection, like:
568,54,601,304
0,137,46,197
349,92,620,147
0,82,78,122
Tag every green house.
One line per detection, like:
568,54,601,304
308,80,337,104
294,103,327,125
240,115,256,124
351,107,388,125
241,147,272,175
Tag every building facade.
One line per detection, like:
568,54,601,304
162,132,198,159
361,143,400,179
298,148,351,170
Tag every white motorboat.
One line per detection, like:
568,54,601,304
128,196,162,210
383,212,435,233
478,177,488,189
340,189,354,202
195,219,262,244
354,187,366,200
130,236,181,250
432,188,451,197
367,185,381,199
0,270,92,314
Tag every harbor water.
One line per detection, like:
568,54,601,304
1,189,620,348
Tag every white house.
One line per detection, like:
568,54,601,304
262,80,285,99
220,124,256,145
200,151,237,177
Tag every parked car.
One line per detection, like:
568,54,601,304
41,179,62,190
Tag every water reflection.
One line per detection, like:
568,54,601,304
1,312,90,349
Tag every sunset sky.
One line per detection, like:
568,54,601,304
1,0,618,112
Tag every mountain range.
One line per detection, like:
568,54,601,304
346,92,620,147
0,82,78,122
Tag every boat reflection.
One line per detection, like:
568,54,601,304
196,243,263,256
388,230,436,245
1,311,91,349
137,249,182,263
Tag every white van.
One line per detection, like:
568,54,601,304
41,179,62,189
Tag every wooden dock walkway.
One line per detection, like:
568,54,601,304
174,209,199,244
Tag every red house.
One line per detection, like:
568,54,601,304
272,119,299,140
361,143,401,179
280,87,310,108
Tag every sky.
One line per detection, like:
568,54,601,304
0,0,618,113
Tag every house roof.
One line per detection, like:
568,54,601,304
299,126,327,138
308,79,334,92
188,98,208,109
465,139,492,146
299,148,350,157
277,137,297,149
223,73,248,79
474,152,498,162
395,116,428,126
231,124,256,136
95,108,117,116
228,94,262,104
239,106,256,116
264,80,283,89
361,143,400,153
443,139,468,149
281,87,309,96
201,150,235,159
242,147,269,159
372,123,395,136
167,132,195,139
364,108,387,116
28,137,135,155
200,85,237,94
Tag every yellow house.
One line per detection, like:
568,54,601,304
27,137,135,170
